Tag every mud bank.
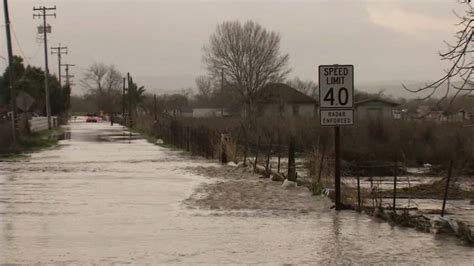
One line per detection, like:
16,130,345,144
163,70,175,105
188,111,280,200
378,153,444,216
185,165,331,213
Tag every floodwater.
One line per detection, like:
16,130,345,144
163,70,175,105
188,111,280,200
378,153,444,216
0,121,472,264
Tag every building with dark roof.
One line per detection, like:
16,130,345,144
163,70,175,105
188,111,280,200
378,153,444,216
355,99,401,120
256,83,318,118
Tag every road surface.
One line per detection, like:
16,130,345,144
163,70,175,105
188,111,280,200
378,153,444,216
0,121,472,264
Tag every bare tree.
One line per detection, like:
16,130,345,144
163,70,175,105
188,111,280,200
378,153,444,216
81,63,123,114
82,63,122,93
287,77,318,98
195,75,213,102
404,0,473,107
203,20,290,114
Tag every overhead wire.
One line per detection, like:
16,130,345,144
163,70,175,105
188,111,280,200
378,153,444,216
10,24,31,65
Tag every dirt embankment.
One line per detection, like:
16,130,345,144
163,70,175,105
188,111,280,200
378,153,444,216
184,165,331,213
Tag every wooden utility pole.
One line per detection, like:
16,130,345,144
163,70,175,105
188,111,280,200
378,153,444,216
122,77,126,122
51,44,67,87
61,63,75,88
127,73,133,128
3,0,17,142
33,6,56,130
154,94,157,121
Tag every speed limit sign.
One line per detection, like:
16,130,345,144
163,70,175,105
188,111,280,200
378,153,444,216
319,65,354,126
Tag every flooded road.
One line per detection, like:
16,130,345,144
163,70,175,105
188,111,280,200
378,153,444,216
0,121,472,264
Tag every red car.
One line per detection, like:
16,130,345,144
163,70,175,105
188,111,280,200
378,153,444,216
86,113,99,123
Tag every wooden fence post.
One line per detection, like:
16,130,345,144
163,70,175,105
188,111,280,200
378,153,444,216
357,176,361,212
441,160,454,217
221,133,228,164
277,135,281,173
393,160,398,213
287,137,296,182
253,136,260,173
265,141,273,177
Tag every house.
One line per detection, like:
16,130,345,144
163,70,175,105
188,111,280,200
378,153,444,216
407,106,472,123
467,110,474,123
178,105,228,118
256,83,317,118
179,106,194,117
444,110,466,123
192,107,228,118
355,99,400,120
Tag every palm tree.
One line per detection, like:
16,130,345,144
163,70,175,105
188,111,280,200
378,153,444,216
126,77,146,127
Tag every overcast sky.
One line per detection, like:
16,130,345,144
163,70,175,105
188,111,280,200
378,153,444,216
0,0,467,97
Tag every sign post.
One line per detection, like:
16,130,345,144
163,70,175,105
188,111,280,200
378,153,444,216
319,65,354,211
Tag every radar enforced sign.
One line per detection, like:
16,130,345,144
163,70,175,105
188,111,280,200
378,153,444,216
319,65,354,126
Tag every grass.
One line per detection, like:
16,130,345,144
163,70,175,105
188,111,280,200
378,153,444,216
0,128,64,159
129,127,159,144
128,127,195,157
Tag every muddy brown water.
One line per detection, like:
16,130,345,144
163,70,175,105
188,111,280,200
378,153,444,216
0,121,472,264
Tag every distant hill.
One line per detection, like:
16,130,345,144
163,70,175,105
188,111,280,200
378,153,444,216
72,73,458,100
358,80,456,100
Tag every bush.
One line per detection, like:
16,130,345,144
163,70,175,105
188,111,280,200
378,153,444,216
134,115,474,175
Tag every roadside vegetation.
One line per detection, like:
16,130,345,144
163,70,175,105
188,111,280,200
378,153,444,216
0,54,71,155
0,126,64,158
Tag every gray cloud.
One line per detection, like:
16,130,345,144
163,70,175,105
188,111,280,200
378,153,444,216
0,0,464,97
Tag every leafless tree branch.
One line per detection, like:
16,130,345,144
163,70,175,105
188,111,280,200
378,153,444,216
404,1,473,107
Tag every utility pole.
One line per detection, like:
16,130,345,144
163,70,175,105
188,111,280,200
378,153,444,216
3,0,17,142
122,77,126,122
127,73,133,128
33,5,56,130
154,94,157,121
61,63,75,88
51,44,67,87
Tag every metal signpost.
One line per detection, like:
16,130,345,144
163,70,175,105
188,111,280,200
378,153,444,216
319,65,354,210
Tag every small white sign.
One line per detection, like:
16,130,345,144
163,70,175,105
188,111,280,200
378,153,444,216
319,65,354,109
320,109,354,126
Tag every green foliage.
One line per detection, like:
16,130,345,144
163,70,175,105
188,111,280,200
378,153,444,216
0,56,25,104
310,182,326,196
18,133,56,150
127,77,146,109
0,127,61,156
0,56,70,116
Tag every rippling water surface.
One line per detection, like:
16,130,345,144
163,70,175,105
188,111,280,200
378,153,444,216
0,121,472,264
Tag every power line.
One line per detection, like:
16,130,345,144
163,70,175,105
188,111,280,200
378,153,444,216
10,25,30,65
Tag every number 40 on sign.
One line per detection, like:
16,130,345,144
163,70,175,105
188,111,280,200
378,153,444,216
319,65,354,109
319,65,354,127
